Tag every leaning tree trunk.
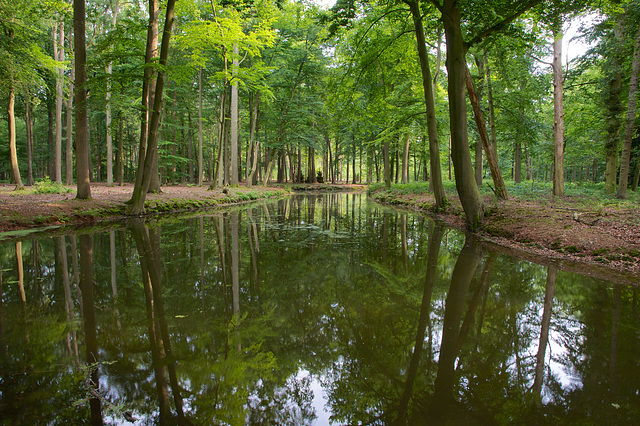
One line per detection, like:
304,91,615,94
616,22,640,199
465,65,508,200
128,0,176,214
442,1,484,230
552,22,564,197
8,86,24,190
129,0,159,201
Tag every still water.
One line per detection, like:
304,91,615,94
0,193,638,424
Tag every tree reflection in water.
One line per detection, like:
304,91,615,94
0,193,638,424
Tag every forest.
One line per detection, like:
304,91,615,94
2,0,640,230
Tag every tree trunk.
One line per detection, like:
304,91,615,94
230,44,239,185
442,1,484,230
514,141,522,183
605,14,624,194
465,65,509,199
196,68,203,185
247,91,260,187
486,54,498,160
117,112,124,185
402,134,410,184
105,1,118,186
216,87,227,187
129,0,159,200
66,43,74,185
552,23,564,197
25,94,34,186
73,0,91,199
616,22,640,199
128,0,176,214
383,140,391,189
54,23,63,183
9,87,24,190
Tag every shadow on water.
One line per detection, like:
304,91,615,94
0,192,638,424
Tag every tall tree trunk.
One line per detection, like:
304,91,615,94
74,0,91,199
198,67,204,185
552,22,564,197
442,1,484,230
25,94,34,186
616,22,640,199
66,43,74,185
216,88,227,187
54,23,63,183
115,112,123,186
230,44,239,185
383,140,391,189
128,0,176,214
605,14,624,194
247,91,260,188
486,54,498,160
105,1,119,186
129,0,158,201
402,134,410,184
9,86,24,190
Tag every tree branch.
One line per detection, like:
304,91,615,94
466,0,543,49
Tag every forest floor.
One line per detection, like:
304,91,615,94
369,183,640,281
1,181,638,280
0,182,289,234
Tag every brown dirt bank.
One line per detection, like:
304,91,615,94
369,188,640,283
0,183,286,234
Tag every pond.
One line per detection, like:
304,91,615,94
0,193,638,424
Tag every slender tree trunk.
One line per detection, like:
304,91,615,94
216,88,227,187
128,0,176,214
383,140,391,189
116,112,124,184
230,44,239,185
402,134,410,184
66,43,75,185
106,1,119,186
25,94,34,186
486,54,498,160
247,91,260,188
617,22,640,199
605,14,624,194
74,0,91,199
198,67,204,185
552,22,564,197
54,23,63,183
9,86,24,190
465,66,508,199
129,0,158,201
442,1,484,229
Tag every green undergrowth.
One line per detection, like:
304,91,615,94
14,178,76,195
368,179,640,211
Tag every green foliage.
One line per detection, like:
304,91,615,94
31,177,74,194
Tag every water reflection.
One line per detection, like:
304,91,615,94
0,193,638,424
